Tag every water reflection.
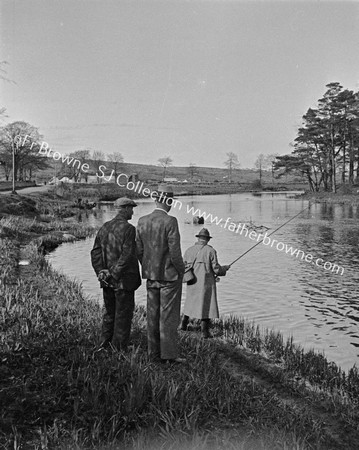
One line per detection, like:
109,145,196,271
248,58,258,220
48,192,359,370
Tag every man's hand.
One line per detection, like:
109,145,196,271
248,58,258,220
223,265,231,271
98,269,111,282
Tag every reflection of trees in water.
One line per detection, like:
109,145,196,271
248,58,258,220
317,202,359,221
319,203,335,220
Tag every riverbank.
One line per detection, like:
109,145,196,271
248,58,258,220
28,181,306,202
299,186,359,205
1,197,359,449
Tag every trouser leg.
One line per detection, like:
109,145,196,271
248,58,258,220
101,287,116,345
180,315,189,331
147,280,161,360
159,279,182,359
112,289,135,351
201,318,212,338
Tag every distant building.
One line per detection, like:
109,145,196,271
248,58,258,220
49,176,74,184
163,177,178,183
59,176,74,183
48,176,60,185
85,175,100,184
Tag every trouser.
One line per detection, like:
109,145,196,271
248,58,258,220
101,287,135,351
201,318,211,338
146,279,182,360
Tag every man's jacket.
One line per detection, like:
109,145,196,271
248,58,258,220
91,211,141,291
136,209,185,281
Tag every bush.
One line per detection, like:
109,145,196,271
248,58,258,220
251,179,262,190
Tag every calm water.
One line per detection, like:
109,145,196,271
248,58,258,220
47,192,359,371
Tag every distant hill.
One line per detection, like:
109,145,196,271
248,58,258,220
34,158,302,186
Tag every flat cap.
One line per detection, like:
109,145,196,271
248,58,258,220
114,197,138,208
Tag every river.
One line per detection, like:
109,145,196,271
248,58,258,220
47,192,359,371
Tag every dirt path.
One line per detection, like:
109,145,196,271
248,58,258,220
0,185,52,195
216,340,359,450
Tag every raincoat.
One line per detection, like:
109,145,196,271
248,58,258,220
183,242,227,319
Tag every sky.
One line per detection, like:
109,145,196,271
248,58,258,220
1,0,359,169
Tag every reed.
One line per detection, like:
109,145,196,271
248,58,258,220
216,315,359,397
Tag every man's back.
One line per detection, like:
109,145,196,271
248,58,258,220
136,209,184,281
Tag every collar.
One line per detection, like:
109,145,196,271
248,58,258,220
154,208,168,215
115,210,129,221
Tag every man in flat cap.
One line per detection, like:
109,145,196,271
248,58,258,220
91,197,141,351
180,228,230,338
136,184,185,363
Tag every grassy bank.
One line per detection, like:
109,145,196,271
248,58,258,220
1,223,359,449
0,192,87,220
299,185,359,205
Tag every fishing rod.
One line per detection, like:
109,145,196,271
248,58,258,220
229,203,311,267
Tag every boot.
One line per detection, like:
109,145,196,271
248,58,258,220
180,315,189,331
201,319,212,339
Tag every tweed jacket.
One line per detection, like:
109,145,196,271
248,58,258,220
136,209,185,281
91,210,141,291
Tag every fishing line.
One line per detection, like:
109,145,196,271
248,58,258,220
229,203,311,267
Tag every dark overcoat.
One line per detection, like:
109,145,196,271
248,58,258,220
91,210,141,291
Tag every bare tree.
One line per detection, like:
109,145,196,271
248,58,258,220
188,162,197,180
0,61,14,123
254,153,280,185
62,149,91,182
0,121,48,184
266,153,280,185
0,61,14,84
107,152,124,179
158,156,173,180
224,152,240,183
254,153,267,184
92,150,105,182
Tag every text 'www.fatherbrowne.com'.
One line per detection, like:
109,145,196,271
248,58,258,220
186,205,344,275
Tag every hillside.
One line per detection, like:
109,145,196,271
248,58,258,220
34,158,302,187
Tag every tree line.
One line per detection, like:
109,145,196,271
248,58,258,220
274,82,359,192
0,124,242,184
0,122,125,182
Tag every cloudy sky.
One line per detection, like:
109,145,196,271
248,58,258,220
1,0,359,168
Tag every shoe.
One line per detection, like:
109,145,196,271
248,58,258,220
179,315,189,331
161,357,186,364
